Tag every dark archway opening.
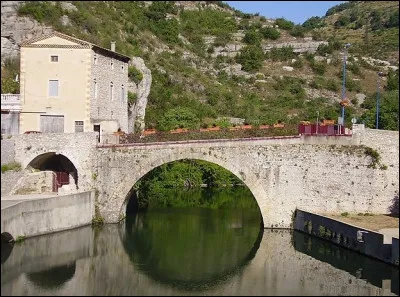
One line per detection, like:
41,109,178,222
28,153,78,191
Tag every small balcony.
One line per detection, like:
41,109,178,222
1,94,21,111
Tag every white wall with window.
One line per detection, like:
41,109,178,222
51,55,58,62
49,80,59,97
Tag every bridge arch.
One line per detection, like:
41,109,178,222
27,152,79,190
114,152,270,227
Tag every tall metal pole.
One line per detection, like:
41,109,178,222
316,111,319,135
341,44,351,132
376,72,383,129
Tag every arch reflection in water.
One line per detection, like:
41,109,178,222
1,242,14,265
122,188,264,291
26,262,76,290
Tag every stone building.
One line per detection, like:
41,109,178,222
19,31,130,136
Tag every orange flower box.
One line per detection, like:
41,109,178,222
143,129,156,135
200,128,209,132
229,126,240,131
259,125,270,129
170,128,188,134
241,125,253,130
207,126,220,131
273,123,285,128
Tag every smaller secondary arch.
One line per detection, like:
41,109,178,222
27,152,79,191
116,156,268,227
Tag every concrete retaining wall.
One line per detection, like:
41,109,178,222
1,191,95,239
294,209,398,266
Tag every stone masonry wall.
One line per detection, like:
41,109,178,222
90,49,129,132
1,138,15,165
12,132,97,192
94,134,399,227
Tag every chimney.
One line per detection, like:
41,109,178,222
111,41,116,52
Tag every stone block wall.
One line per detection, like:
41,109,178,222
13,132,97,192
10,170,54,194
1,138,15,165
90,49,129,132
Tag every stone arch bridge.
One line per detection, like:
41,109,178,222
11,125,399,228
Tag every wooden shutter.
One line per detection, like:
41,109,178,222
40,115,64,133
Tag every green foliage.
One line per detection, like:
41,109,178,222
1,78,19,94
334,15,351,28
302,16,325,30
18,1,63,25
1,162,22,173
1,57,20,94
325,2,357,17
310,61,326,75
386,69,399,91
128,91,137,107
275,18,294,30
360,90,399,131
236,45,264,72
158,107,200,131
145,1,176,21
128,65,143,84
243,29,262,45
259,26,280,40
290,25,306,37
266,46,295,61
341,212,349,217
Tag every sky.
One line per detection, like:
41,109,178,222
224,1,346,25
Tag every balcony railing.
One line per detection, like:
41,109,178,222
1,94,20,104
1,94,21,111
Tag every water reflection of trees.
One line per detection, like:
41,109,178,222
122,189,263,291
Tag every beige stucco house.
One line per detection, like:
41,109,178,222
19,31,130,136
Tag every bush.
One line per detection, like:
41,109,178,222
236,45,264,72
275,18,294,30
157,107,200,131
259,27,280,40
128,65,143,84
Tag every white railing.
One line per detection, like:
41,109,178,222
1,94,20,105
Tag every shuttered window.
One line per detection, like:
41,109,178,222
40,115,64,133
75,121,84,132
49,80,59,97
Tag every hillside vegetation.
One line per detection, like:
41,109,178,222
3,1,399,131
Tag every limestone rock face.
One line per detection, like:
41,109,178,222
1,1,53,63
128,57,152,133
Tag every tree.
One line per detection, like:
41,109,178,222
236,45,264,72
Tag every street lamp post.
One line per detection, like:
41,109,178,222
316,111,319,135
340,43,351,133
376,72,383,129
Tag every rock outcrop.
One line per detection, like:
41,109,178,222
1,1,53,63
128,57,152,133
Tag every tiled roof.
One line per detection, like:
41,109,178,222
19,31,130,61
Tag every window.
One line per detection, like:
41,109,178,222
111,59,114,69
94,79,98,99
49,80,59,97
121,85,125,102
110,82,114,100
121,65,124,72
51,55,58,62
75,121,84,132
93,54,97,65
